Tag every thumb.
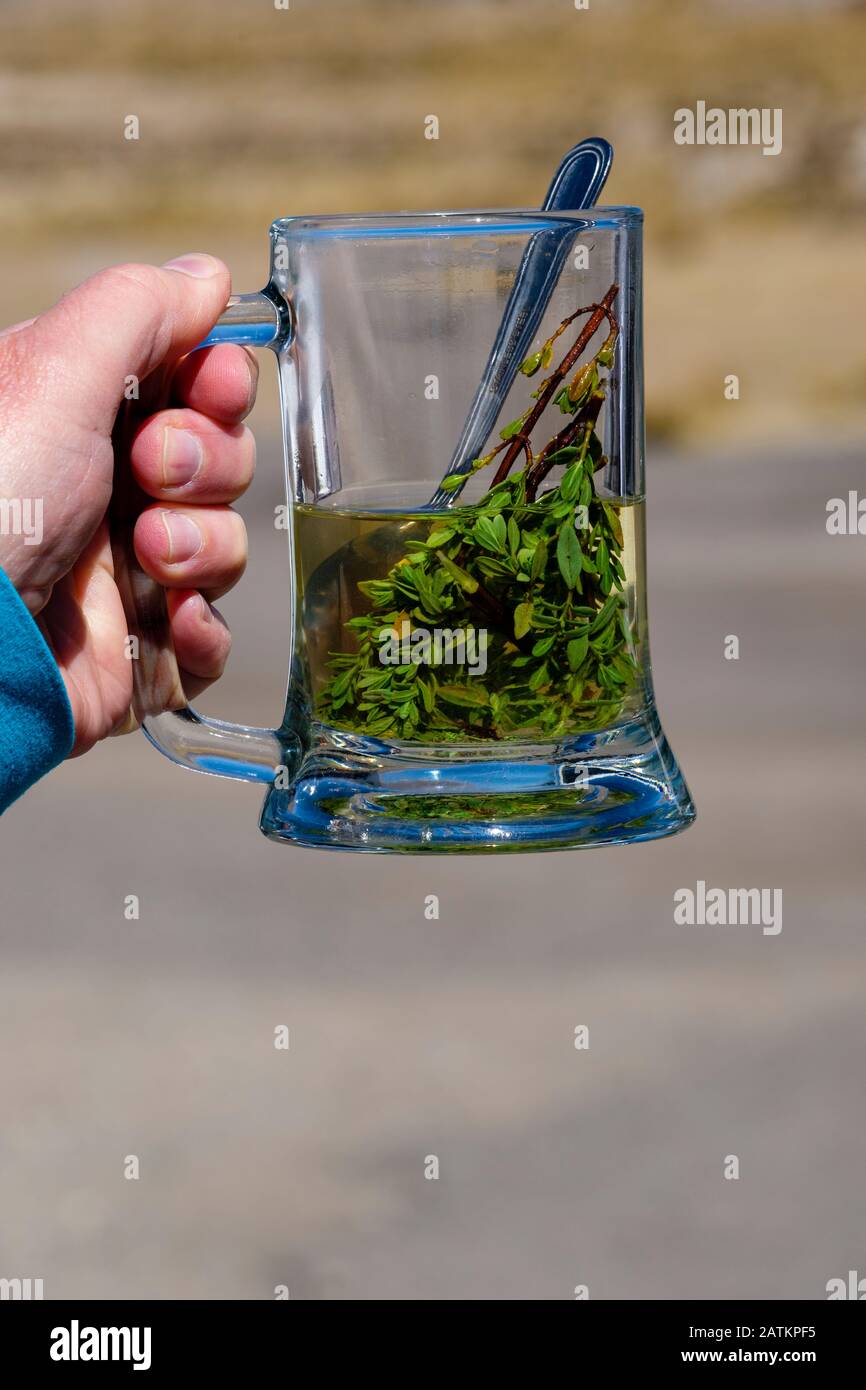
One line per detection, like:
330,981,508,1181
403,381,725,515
18,253,231,437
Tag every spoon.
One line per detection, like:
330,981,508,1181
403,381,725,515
426,136,612,509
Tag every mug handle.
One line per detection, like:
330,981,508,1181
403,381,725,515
110,288,294,783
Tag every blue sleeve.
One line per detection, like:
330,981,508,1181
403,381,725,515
0,566,75,813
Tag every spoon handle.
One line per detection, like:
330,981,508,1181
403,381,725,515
427,137,612,508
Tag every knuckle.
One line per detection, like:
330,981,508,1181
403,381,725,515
95,263,165,308
92,263,171,364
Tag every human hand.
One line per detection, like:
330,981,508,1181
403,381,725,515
0,254,256,755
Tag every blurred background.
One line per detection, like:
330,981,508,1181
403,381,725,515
1,0,865,1299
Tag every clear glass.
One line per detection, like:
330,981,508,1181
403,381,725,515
141,209,695,852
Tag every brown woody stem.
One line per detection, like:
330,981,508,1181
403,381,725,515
490,284,620,488
525,391,605,502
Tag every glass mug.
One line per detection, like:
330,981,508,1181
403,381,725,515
112,209,695,852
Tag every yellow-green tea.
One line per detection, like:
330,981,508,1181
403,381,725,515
292,491,647,745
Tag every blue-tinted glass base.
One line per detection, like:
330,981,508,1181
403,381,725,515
259,711,695,854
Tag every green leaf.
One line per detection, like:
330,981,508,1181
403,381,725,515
530,540,548,581
473,514,507,553
513,602,533,640
436,551,479,594
568,362,597,407
426,526,456,548
329,670,353,699
528,662,550,691
519,351,543,377
507,516,521,555
609,653,635,683
438,684,489,709
589,595,620,636
356,579,395,603
597,335,616,368
548,446,582,467
556,522,583,589
484,489,511,513
499,414,526,441
559,463,582,504
567,634,589,671
439,472,465,494
475,558,512,581
602,501,624,547
415,678,434,714
516,546,535,573
366,716,396,735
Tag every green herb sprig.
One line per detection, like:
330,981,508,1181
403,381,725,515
316,284,640,742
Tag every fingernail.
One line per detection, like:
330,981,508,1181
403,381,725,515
160,510,203,563
197,594,214,623
162,427,203,488
161,253,221,279
242,349,259,412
